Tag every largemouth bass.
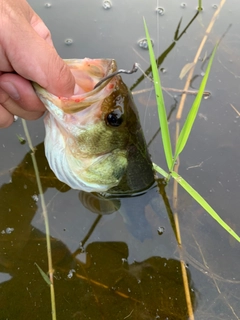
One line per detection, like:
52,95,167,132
33,58,154,195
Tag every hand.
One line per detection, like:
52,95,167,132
0,0,77,128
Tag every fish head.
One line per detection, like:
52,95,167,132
33,58,154,194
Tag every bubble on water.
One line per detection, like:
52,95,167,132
160,67,167,74
157,226,165,235
212,4,218,9
79,242,85,252
122,258,128,264
65,38,73,45
6,227,14,234
102,0,112,9
203,92,211,100
67,269,76,279
156,7,165,15
181,3,187,8
138,38,154,50
32,194,39,202
1,227,14,235
44,3,52,8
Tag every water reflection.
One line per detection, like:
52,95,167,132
0,143,196,319
0,75,237,320
0,235,196,319
79,190,156,241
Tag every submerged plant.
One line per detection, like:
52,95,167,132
22,120,57,320
143,19,240,243
198,0,203,11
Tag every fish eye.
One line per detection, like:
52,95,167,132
106,110,123,127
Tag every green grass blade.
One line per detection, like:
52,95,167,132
171,171,240,242
143,18,173,170
35,263,52,286
174,44,218,161
153,164,240,242
153,163,168,178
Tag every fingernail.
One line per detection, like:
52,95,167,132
0,82,20,100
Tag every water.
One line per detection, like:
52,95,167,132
1,0,240,319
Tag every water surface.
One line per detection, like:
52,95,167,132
0,0,240,319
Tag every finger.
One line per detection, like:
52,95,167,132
0,104,14,128
15,0,54,46
4,18,76,97
30,13,53,46
0,73,46,112
0,87,44,121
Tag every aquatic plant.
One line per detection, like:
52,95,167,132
143,19,240,243
198,0,203,11
22,120,57,320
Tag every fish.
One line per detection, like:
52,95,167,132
33,58,154,195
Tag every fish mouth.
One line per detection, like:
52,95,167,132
64,58,118,94
33,59,118,114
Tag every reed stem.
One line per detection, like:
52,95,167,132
22,119,57,320
198,0,203,11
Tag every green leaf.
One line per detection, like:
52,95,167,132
145,18,237,242
171,171,240,242
143,18,173,170
35,263,52,286
153,163,240,242
153,163,168,178
174,44,218,161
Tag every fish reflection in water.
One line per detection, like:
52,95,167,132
79,189,158,241
33,58,154,195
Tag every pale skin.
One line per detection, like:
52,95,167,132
0,0,80,128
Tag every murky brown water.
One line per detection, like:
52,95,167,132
0,0,240,319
